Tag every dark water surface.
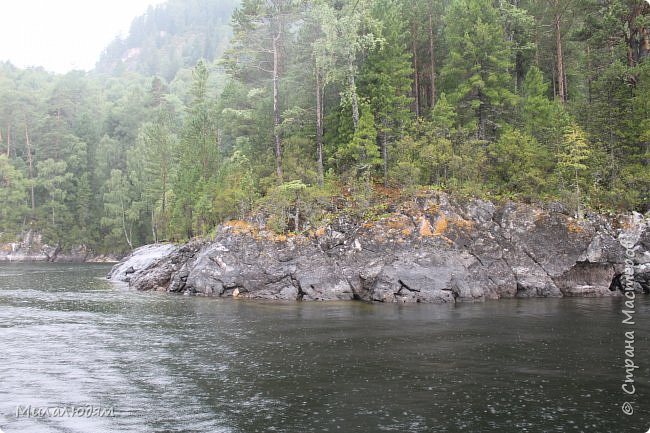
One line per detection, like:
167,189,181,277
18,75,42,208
0,263,648,432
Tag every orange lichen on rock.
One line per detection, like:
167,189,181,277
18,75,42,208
451,217,474,232
424,203,440,215
386,216,412,230
315,226,327,238
223,220,256,235
567,220,585,234
433,215,448,236
419,216,434,237
224,220,250,229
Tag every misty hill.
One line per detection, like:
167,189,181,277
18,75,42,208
96,0,238,80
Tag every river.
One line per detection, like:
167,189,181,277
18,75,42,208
0,263,648,432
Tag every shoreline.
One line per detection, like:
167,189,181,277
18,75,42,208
106,193,650,304
0,253,121,264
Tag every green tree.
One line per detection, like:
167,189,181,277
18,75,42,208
171,61,219,239
336,103,381,180
558,125,592,218
36,159,73,245
225,0,302,181
0,155,28,238
361,0,414,185
488,128,547,197
312,0,383,131
417,93,457,186
441,0,516,140
101,169,136,251
136,116,177,242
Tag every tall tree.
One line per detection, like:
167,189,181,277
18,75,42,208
441,0,515,140
36,159,73,245
0,155,28,237
310,2,338,186
360,0,414,185
226,0,301,181
135,110,178,241
102,169,136,251
558,125,591,218
313,0,382,130
171,61,218,238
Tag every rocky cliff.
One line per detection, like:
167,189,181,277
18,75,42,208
108,192,650,303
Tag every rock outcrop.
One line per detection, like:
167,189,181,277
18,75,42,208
107,243,179,282
108,192,650,303
0,231,120,263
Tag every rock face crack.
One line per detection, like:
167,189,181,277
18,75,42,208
288,274,304,301
398,279,420,293
522,247,552,279
467,250,485,267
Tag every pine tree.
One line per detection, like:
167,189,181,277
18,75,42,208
171,61,218,238
441,0,516,140
336,103,381,179
360,0,414,186
487,128,547,197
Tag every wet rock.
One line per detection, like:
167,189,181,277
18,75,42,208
109,192,650,303
108,243,179,283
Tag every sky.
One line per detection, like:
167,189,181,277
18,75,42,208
0,0,166,74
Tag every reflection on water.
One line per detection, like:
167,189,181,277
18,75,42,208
0,263,648,432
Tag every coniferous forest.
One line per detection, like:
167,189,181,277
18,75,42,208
0,0,648,253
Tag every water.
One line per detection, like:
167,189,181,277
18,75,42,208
0,263,648,433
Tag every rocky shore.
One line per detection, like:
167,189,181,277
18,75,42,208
108,192,650,303
0,231,120,263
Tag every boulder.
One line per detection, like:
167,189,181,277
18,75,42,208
108,243,179,283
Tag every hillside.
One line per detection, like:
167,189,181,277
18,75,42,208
0,0,648,257
96,0,238,80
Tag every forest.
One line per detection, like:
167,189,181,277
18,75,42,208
0,0,648,253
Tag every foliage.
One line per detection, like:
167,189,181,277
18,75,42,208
0,155,28,239
0,0,648,252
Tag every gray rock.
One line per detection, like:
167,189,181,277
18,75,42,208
108,243,179,283
108,192,650,303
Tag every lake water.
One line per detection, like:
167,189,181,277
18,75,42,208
0,263,648,433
